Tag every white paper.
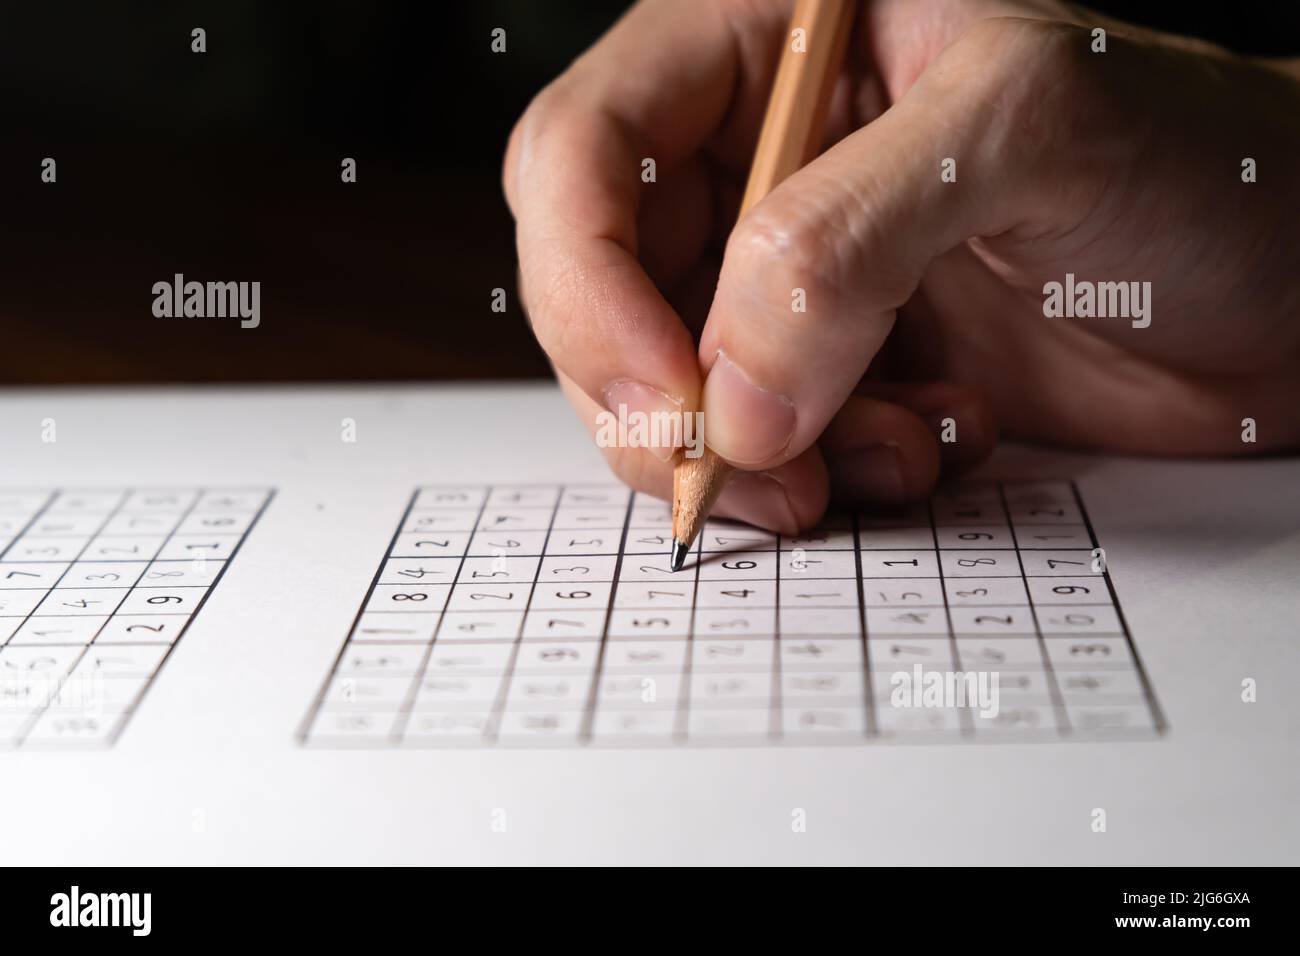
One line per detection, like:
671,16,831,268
0,384,1296,864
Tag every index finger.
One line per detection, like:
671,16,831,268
504,0,764,429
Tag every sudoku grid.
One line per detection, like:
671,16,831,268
300,481,1164,747
0,487,272,748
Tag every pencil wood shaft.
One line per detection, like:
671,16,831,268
670,0,856,563
739,0,857,216
671,449,732,563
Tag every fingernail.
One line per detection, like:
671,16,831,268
829,444,905,502
701,350,795,465
601,380,683,463
714,471,799,534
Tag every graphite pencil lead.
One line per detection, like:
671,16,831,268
670,538,689,573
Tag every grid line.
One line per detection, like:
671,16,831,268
999,481,1071,734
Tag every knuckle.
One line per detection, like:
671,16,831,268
968,17,1090,102
505,78,581,183
948,17,1098,170
502,122,524,208
504,89,554,210
724,204,846,321
952,15,1061,60
526,78,577,127
949,15,1023,57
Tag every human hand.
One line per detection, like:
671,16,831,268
504,0,1300,532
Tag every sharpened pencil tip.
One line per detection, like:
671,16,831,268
670,539,689,572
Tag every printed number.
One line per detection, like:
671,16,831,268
398,568,442,579
1050,613,1094,626
1069,643,1111,657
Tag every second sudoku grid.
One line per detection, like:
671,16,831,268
303,481,1161,747
0,488,270,748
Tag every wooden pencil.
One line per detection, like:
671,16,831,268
671,0,856,571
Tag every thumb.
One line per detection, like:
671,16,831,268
697,17,1086,469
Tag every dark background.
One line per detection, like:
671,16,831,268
2,0,1297,384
